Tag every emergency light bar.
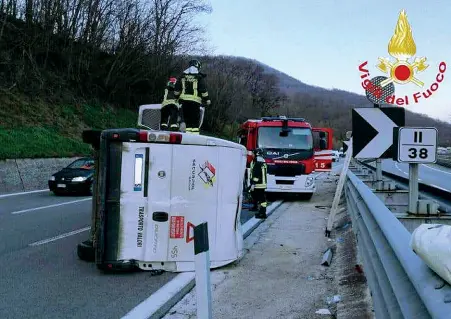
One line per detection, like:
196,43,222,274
138,130,183,144
261,116,305,122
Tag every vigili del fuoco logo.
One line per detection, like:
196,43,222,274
358,10,446,106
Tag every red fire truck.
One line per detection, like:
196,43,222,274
237,116,333,199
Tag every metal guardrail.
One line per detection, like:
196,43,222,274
345,169,451,319
357,160,451,204
437,154,451,168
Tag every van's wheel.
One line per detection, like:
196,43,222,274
77,240,95,262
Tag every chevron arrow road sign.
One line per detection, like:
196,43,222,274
352,107,405,159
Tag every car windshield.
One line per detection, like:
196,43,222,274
67,158,95,170
257,127,313,150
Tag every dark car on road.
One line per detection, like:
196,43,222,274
49,157,95,195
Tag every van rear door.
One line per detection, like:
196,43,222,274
312,127,333,172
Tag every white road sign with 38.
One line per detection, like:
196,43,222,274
397,127,438,163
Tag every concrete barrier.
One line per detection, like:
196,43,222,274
0,157,79,195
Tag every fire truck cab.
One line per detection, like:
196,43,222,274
237,116,333,199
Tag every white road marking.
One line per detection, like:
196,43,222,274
429,184,450,192
11,198,91,215
394,162,408,175
0,189,49,198
393,162,448,190
29,227,91,246
424,164,451,176
121,272,195,319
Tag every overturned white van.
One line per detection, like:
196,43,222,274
95,128,247,272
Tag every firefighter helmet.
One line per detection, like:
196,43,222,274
189,59,201,70
167,77,177,88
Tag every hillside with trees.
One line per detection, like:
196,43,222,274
0,0,450,160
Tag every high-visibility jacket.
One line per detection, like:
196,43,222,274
250,158,267,189
174,67,211,106
162,87,178,107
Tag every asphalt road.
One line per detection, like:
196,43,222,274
0,189,257,319
379,159,451,192
0,162,338,319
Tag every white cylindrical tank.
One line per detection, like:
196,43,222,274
410,223,451,285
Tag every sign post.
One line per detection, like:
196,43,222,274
393,127,438,214
193,222,213,319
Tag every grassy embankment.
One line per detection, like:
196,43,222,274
0,92,235,160
0,92,137,160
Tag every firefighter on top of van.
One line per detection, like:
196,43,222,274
160,77,180,131
174,59,211,134
249,148,268,219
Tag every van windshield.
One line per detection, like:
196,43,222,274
257,127,313,150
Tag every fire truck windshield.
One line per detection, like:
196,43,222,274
257,127,313,150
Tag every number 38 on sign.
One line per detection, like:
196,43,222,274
394,127,438,163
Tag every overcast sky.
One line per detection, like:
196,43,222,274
198,0,451,123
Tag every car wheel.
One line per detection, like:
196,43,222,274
77,240,95,262
53,191,60,196
88,182,93,196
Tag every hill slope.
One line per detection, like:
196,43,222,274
255,60,451,145
2,56,451,159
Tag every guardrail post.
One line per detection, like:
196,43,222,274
408,163,419,214
375,159,381,179
326,138,353,237
375,158,382,182
194,222,213,319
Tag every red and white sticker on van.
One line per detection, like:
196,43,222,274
199,161,216,188
188,159,217,191
170,216,185,239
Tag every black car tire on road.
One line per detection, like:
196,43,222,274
77,240,95,262
88,181,94,196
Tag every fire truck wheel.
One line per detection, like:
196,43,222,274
266,193,276,202
303,193,313,200
297,193,313,200
77,240,95,262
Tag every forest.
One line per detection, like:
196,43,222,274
0,0,450,159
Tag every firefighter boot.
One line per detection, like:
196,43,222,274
255,204,267,219
255,202,268,219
